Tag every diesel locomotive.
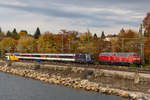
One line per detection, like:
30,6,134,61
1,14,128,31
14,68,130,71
99,52,141,65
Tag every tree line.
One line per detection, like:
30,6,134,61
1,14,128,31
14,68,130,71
0,13,150,63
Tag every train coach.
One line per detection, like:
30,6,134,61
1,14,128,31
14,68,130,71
99,52,141,66
5,53,94,64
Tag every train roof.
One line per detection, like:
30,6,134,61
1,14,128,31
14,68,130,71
5,53,92,56
99,52,137,54
99,52,139,56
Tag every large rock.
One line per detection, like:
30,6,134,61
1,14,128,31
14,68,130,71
120,91,129,98
134,72,140,84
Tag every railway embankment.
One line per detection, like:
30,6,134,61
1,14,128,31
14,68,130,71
0,60,150,100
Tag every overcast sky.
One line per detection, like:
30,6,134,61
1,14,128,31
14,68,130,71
0,0,149,35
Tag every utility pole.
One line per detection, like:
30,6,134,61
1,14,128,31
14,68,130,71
68,39,70,52
121,38,124,52
87,29,90,54
139,24,145,66
62,34,64,53
42,40,44,53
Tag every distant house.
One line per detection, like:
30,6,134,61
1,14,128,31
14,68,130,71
104,34,118,41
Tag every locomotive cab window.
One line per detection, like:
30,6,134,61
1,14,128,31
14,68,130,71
133,53,139,56
100,53,112,56
117,53,130,57
76,54,86,58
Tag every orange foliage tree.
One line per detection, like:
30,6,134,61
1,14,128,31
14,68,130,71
54,30,79,53
143,12,150,63
114,29,140,53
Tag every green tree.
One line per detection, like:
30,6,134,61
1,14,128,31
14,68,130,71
0,27,2,33
0,28,5,41
94,33,97,40
6,31,12,37
34,27,41,39
101,31,105,39
144,30,147,37
12,28,18,39
120,28,125,34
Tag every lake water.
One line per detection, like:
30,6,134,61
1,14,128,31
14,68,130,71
0,72,127,100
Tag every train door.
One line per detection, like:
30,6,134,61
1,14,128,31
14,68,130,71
110,53,115,64
75,53,85,63
132,53,141,65
128,53,132,64
85,54,94,63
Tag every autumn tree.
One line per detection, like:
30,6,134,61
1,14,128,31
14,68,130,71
0,37,16,53
38,32,56,53
90,33,112,63
90,37,104,62
114,29,140,53
66,30,79,52
54,34,63,52
109,35,118,52
143,12,150,63
78,32,93,53
143,12,150,37
18,30,28,38
17,35,35,53
34,27,41,39
58,30,80,53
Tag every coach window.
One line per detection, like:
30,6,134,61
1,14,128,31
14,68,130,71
46,55,51,57
34,55,41,57
59,56,73,58
32,55,35,57
51,56,56,58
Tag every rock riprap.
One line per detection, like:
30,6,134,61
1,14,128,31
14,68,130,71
0,61,149,100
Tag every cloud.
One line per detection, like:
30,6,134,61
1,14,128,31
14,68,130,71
0,0,148,34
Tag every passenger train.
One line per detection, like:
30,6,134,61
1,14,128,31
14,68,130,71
5,52,141,66
5,53,94,64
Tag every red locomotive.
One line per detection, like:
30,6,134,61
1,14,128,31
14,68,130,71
99,52,141,66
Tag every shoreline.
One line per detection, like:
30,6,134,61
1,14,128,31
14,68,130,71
0,61,150,100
